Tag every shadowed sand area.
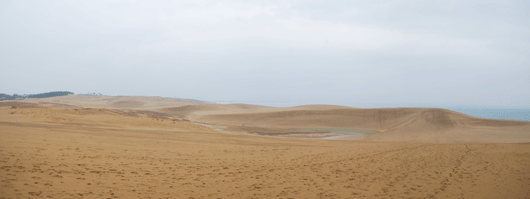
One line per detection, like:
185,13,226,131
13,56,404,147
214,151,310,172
1,96,530,198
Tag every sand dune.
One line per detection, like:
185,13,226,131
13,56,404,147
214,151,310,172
1,97,529,198
22,95,206,110
111,100,146,109
20,95,272,119
3,97,529,143
4,97,530,143
199,108,530,143
289,104,356,110
160,104,269,119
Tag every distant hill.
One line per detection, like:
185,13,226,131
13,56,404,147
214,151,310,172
0,91,73,100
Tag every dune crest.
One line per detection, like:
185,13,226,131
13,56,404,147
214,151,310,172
5,96,530,143
199,108,530,143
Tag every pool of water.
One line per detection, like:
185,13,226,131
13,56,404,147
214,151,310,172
298,128,378,134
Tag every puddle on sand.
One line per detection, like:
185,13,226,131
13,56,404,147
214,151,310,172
321,133,368,140
250,132,369,140
192,122,226,132
297,128,378,134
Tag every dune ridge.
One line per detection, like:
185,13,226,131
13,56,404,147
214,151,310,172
4,96,529,143
199,108,530,143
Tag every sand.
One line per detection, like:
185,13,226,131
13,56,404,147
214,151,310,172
1,96,530,198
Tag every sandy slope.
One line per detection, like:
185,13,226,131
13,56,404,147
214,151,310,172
4,97,530,143
21,95,207,110
1,97,530,198
198,108,530,143
20,95,274,120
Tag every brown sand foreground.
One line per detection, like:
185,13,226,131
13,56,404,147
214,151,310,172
1,96,530,198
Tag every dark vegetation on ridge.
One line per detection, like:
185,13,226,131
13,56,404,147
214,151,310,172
0,91,73,100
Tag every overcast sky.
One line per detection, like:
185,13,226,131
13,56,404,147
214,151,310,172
1,0,529,108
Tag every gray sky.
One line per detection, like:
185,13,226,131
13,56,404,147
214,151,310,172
1,0,529,108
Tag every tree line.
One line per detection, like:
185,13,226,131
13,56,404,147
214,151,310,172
0,91,73,100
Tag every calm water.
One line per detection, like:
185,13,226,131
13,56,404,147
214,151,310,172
298,128,378,134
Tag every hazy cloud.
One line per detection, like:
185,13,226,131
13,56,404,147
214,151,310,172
1,0,529,107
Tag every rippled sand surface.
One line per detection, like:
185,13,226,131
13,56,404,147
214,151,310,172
1,97,530,198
